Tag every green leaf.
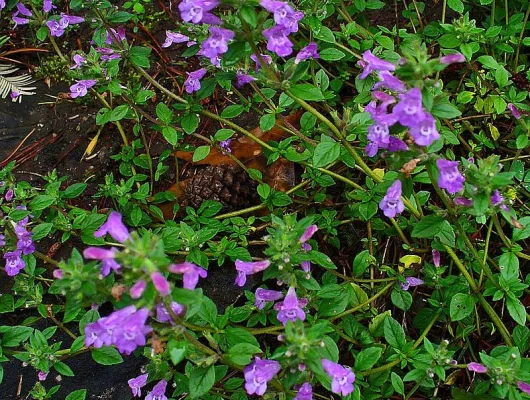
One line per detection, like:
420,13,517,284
512,216,530,241
193,146,210,162
65,389,87,400
1,326,33,347
181,113,199,134
447,0,464,13
162,126,178,146
375,35,394,50
506,295,526,326
352,250,376,276
129,46,151,68
289,84,325,101
63,183,87,199
431,102,461,119
391,289,413,311
391,372,405,396
156,103,173,125
226,343,262,365
54,361,74,376
259,113,276,132
449,293,475,321
0,295,14,313
109,104,129,122
477,55,499,69
354,347,383,371
384,317,405,350
495,67,510,88
319,48,346,61
31,223,53,241
411,215,446,238
499,251,519,280
221,105,245,118
313,141,340,167
29,195,56,211
314,26,335,43
189,366,215,398
91,346,123,365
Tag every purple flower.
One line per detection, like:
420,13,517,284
5,188,14,201
251,53,273,72
60,13,84,24
0,0,5,10
276,287,306,325
379,180,405,218
53,269,63,279
15,223,35,255
101,259,121,277
234,259,271,287
70,79,97,98
85,306,152,355
300,225,318,243
367,92,398,124
508,103,521,120
128,374,148,397
219,139,232,154
440,53,465,65
366,122,390,157
199,27,234,65
10,91,20,101
358,50,396,80
467,362,487,373
0,234,4,247
17,3,32,17
301,242,311,274
432,249,440,267
436,159,465,194
263,25,293,57
151,272,170,296
130,280,147,299
70,54,86,69
261,0,304,33
295,382,312,400
168,262,207,290
38,371,48,381
178,0,221,24
83,247,116,261
454,197,473,206
373,71,406,92
43,0,55,13
145,380,168,400
4,250,25,276
517,381,530,395
105,27,126,45
184,68,207,93
410,113,440,146
155,301,185,324
392,88,426,128
162,30,190,48
295,42,319,64
400,276,423,290
94,211,130,243
244,357,281,396
255,288,283,310
322,359,356,396
236,72,257,88
388,137,409,152
12,14,30,27
46,18,68,37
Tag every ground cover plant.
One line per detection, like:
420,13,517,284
1,0,530,399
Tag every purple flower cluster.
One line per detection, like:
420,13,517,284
84,305,152,355
70,79,97,99
179,0,221,25
199,26,235,67
4,217,36,276
274,286,306,325
359,51,440,156
244,357,281,396
261,0,304,57
184,68,207,93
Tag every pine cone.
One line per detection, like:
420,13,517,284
184,165,259,211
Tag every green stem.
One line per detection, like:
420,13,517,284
331,282,395,321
